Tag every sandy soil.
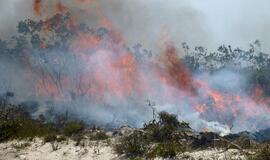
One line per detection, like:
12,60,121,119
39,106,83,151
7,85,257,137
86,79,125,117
0,138,247,160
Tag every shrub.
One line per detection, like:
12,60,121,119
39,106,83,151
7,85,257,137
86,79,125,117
144,111,182,142
114,111,190,159
0,117,55,141
63,121,85,136
73,134,85,146
89,131,109,141
238,136,252,149
248,145,270,160
114,130,149,158
147,141,186,159
0,104,59,142
44,134,57,143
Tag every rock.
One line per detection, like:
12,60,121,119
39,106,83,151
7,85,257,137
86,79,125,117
113,125,134,136
105,131,113,137
19,155,27,160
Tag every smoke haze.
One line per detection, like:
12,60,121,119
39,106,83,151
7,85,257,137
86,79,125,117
1,0,270,51
0,0,269,135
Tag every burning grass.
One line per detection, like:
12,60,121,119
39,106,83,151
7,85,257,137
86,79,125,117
0,10,269,136
1,101,270,159
0,5,270,159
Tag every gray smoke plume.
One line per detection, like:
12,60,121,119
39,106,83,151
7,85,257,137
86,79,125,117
0,0,270,136
1,0,270,51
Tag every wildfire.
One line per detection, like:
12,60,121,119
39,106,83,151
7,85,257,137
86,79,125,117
56,2,68,14
33,0,42,16
28,0,270,133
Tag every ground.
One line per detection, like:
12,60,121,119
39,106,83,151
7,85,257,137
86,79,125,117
0,138,247,160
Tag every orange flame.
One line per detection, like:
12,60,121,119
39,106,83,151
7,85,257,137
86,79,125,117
33,0,42,16
28,1,270,131
56,2,68,14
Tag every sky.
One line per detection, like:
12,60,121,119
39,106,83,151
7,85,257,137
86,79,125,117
0,0,270,52
189,0,270,51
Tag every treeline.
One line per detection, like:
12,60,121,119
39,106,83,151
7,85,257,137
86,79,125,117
0,13,270,97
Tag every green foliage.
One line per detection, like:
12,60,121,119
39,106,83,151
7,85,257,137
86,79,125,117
0,119,57,141
0,101,91,143
144,111,181,142
147,141,186,159
63,121,85,136
238,136,251,149
44,134,57,143
89,131,109,141
0,107,57,142
114,111,189,159
248,145,270,160
114,130,149,158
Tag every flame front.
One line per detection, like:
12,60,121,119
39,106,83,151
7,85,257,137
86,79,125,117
24,0,270,133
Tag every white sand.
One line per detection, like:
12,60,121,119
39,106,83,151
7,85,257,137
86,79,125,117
0,139,247,160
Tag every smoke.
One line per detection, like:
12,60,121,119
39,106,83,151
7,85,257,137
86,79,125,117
0,54,35,103
0,0,269,135
1,0,270,51
189,0,270,51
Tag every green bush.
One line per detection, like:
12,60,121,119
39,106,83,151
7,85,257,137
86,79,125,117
114,111,190,159
0,104,60,142
144,111,183,142
63,121,85,136
89,131,109,141
248,145,270,160
0,118,55,141
44,134,67,143
238,136,252,149
147,141,186,159
114,130,149,158
44,134,57,143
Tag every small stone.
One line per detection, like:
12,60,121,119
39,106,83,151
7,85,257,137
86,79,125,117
19,155,27,160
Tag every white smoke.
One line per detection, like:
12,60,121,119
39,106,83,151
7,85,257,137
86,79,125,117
1,0,270,51
0,1,270,136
